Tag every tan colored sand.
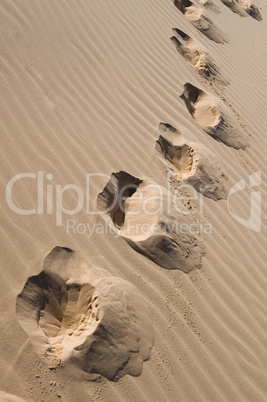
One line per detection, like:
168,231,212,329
0,0,267,400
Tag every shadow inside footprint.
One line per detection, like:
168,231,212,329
97,171,142,229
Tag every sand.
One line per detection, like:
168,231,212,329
1,0,267,400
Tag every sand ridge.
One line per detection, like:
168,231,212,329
0,0,267,400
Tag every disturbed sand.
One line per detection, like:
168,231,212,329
0,0,267,400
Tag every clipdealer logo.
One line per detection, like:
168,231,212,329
5,170,262,232
5,171,205,226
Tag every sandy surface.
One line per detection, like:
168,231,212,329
0,0,267,401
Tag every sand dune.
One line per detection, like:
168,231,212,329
1,0,267,400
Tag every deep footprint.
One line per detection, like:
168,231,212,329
156,123,229,200
181,83,249,149
16,247,154,381
97,171,205,272
174,0,228,43
171,28,228,85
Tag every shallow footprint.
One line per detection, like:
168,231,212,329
181,83,249,149
97,171,204,272
156,123,229,200
197,0,221,13
16,247,154,381
174,0,228,43
220,0,248,16
236,0,262,20
171,28,228,86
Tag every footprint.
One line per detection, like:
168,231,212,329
98,171,205,272
220,0,248,16
16,247,154,381
197,0,221,13
156,123,199,181
173,0,228,43
171,28,228,85
236,0,262,20
156,123,229,200
181,83,249,149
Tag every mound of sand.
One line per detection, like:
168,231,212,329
156,123,229,200
181,83,249,148
97,171,205,272
16,247,154,381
